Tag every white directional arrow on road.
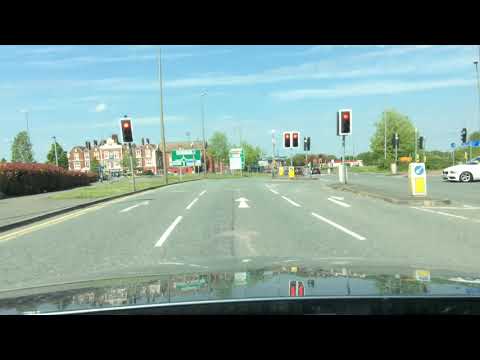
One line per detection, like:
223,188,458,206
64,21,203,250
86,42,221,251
120,200,150,213
235,197,250,208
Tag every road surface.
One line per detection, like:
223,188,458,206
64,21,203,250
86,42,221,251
1,176,479,292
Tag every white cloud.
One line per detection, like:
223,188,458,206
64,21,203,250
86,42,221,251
270,78,475,100
95,103,107,112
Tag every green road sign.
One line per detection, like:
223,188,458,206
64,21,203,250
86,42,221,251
171,149,201,167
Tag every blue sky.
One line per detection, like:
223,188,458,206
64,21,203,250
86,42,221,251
1,45,479,161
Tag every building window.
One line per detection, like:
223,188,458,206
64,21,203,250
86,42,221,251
145,150,151,158
104,151,109,159
74,161,81,170
74,154,80,161
85,161,90,168
114,151,120,159
136,150,141,157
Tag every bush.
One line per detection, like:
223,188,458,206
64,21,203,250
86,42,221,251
0,163,97,196
143,170,154,176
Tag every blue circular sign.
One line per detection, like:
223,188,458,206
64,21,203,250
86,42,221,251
414,165,424,175
450,142,456,149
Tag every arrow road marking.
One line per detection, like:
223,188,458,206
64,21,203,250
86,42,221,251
311,212,366,241
327,197,351,208
186,197,199,210
119,201,150,213
155,216,183,248
235,197,250,208
281,196,301,207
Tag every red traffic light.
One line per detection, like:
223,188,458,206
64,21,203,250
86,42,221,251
342,112,350,121
293,133,298,139
298,282,305,297
285,133,290,138
289,281,297,297
123,122,130,128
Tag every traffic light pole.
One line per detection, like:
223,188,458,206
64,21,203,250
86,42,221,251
128,143,137,192
158,47,169,185
342,135,347,184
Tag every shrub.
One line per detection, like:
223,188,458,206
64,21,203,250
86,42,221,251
143,170,154,176
0,163,97,196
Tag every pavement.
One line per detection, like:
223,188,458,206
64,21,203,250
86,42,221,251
1,175,480,292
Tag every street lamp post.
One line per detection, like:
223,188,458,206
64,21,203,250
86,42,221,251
201,91,207,177
158,46,168,185
384,111,387,160
52,136,59,167
414,128,418,162
474,59,480,132
271,129,276,178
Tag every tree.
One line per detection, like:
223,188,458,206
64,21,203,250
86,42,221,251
121,150,138,171
356,151,381,166
90,157,101,174
468,131,480,142
11,131,34,163
370,110,416,163
0,158,6,163
46,142,68,169
207,132,229,164
240,141,263,169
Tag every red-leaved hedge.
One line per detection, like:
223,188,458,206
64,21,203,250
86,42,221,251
0,163,98,196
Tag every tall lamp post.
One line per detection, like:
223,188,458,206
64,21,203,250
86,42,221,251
158,46,168,184
474,58,480,132
201,91,207,177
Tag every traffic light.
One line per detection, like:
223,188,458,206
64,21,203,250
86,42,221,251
304,137,308,151
306,137,311,151
461,128,467,144
292,132,299,148
283,132,291,148
121,117,133,143
297,281,305,297
392,133,399,148
418,136,424,150
337,109,352,135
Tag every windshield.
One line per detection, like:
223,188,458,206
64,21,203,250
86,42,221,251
1,45,480,313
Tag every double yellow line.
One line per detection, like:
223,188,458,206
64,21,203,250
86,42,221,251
0,190,157,243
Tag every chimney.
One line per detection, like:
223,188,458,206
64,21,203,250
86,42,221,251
146,138,150,144
141,138,145,145
93,140,98,147
112,134,119,144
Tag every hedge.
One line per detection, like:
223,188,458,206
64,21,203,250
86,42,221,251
0,163,98,196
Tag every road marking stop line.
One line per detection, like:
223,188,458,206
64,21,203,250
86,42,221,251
311,212,366,240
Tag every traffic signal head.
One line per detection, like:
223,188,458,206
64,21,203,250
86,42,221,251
461,128,467,144
292,132,299,148
289,280,297,297
337,109,352,135
121,118,133,143
283,132,291,148
307,137,311,151
297,281,305,297
418,136,424,150
304,137,307,151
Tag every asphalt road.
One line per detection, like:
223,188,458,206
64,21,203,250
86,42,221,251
1,175,480,292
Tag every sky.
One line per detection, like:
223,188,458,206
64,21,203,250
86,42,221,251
1,44,479,161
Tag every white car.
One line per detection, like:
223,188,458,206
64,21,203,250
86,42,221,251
443,161,480,182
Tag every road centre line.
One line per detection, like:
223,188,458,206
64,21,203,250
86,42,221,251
119,201,149,213
411,207,469,220
269,188,280,195
327,197,351,208
199,190,207,197
155,216,183,248
281,196,301,207
186,197,199,210
311,212,367,241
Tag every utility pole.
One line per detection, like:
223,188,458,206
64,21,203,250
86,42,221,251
474,57,480,132
52,136,59,167
201,91,207,177
384,111,387,160
414,128,418,162
271,130,276,178
158,47,168,185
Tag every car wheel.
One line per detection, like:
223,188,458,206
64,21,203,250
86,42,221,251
459,172,473,183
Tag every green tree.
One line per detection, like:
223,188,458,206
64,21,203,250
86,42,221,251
121,150,138,171
90,157,101,174
46,142,68,169
0,158,6,163
370,110,416,164
356,151,380,166
11,131,34,163
240,141,263,169
207,132,229,164
468,131,480,142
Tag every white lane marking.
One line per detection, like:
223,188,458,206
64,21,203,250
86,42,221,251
242,259,252,263
235,197,250,208
155,216,183,248
186,197,199,210
311,212,366,241
119,200,149,213
423,206,480,210
199,190,207,197
411,207,469,220
327,197,351,208
269,188,280,195
330,196,344,201
281,196,301,207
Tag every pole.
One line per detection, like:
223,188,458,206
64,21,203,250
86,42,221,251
26,111,29,134
384,112,387,160
271,130,276,178
342,135,346,184
414,128,418,162
395,135,398,164
53,136,58,167
129,143,136,192
201,92,207,177
475,51,480,132
158,47,168,185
